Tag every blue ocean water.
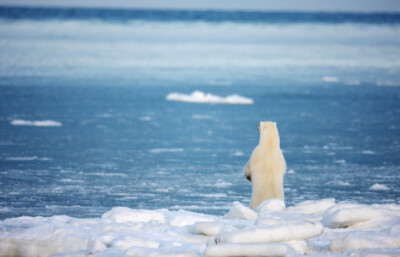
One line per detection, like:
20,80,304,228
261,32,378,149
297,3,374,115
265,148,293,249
0,7,400,219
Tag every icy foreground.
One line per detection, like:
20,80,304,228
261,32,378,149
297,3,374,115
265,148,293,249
1,199,400,257
166,91,254,105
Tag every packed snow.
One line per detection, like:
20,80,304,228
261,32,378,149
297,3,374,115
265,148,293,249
166,91,254,105
1,199,399,257
10,119,62,127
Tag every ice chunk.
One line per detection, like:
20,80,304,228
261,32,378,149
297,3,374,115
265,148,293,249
362,150,375,155
369,183,389,191
255,199,286,213
323,76,339,83
288,198,336,214
139,116,152,121
101,207,166,224
191,222,225,236
204,243,289,257
150,148,184,154
376,81,400,87
10,119,62,127
224,201,257,220
0,216,89,257
231,151,244,156
215,221,323,244
166,91,253,105
112,236,160,249
125,248,200,257
330,230,400,252
169,209,215,227
323,203,385,228
347,247,400,257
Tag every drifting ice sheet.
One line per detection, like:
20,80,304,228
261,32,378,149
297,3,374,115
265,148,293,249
166,91,254,104
0,199,400,257
10,119,62,127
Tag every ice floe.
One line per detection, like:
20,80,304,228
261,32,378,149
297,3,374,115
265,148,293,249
150,148,184,154
166,91,253,105
362,150,376,155
10,119,62,127
5,156,52,161
376,81,400,87
322,76,339,83
0,199,400,257
369,183,390,191
139,116,152,121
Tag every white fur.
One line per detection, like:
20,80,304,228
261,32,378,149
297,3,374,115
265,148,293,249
244,121,286,208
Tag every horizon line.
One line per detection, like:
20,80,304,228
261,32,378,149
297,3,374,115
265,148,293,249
1,5,400,15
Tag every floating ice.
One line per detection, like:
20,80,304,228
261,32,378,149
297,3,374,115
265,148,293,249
1,200,399,257
369,183,390,191
231,151,244,156
376,81,400,87
362,150,376,155
323,76,339,83
192,114,213,120
166,91,253,105
214,181,232,188
150,148,184,154
139,116,152,121
5,156,52,161
10,119,62,127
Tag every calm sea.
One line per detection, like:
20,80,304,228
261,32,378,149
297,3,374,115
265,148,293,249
0,7,399,219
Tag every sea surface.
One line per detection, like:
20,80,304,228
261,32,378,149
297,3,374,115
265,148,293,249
0,7,400,219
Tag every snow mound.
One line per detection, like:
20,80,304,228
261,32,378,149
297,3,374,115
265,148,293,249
223,201,257,220
166,91,253,105
323,202,397,229
191,222,225,236
10,119,62,127
288,198,336,214
1,200,400,257
204,243,289,257
255,199,286,213
101,207,166,224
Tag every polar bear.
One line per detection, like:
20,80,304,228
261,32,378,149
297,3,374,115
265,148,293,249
243,121,286,208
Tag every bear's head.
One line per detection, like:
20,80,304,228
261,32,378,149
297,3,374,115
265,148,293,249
258,121,280,147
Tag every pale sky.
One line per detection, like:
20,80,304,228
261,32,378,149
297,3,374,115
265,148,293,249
0,0,400,13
